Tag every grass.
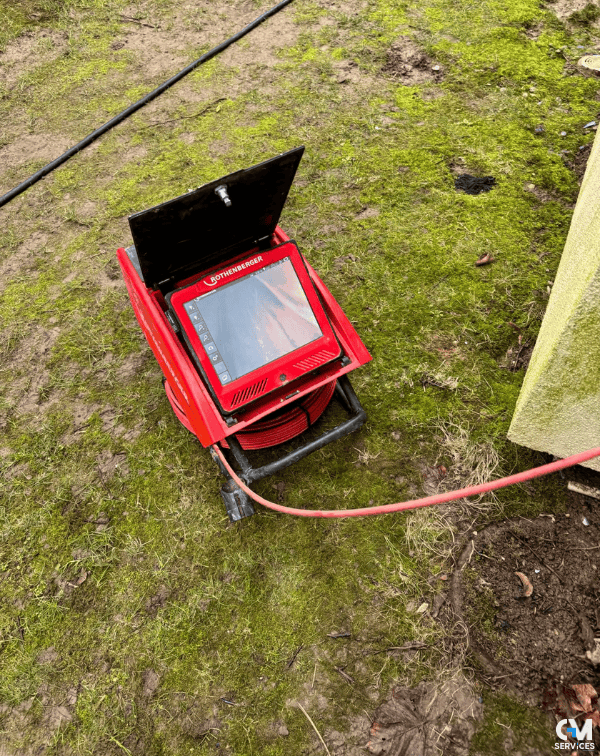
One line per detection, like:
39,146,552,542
0,0,598,752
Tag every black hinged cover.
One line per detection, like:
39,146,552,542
128,146,304,288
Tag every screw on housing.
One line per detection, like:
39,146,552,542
215,185,232,207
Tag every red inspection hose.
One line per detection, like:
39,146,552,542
212,444,600,518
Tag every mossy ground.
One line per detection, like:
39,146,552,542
0,0,598,752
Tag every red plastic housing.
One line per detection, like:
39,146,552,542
167,240,342,414
117,226,371,447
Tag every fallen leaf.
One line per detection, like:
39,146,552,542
475,253,495,267
586,638,600,666
515,571,533,597
142,669,160,698
571,684,598,712
75,570,87,586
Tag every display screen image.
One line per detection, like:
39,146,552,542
183,257,323,386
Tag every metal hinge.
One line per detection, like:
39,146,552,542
256,235,271,250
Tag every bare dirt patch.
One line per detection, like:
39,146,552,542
334,59,364,85
116,24,197,79
0,29,68,88
0,231,48,295
145,584,171,615
0,687,77,755
355,207,380,220
97,449,130,478
2,325,61,423
0,134,72,176
382,37,443,85
449,478,600,744
120,144,149,165
218,7,300,70
115,0,300,98
141,668,161,698
176,706,221,743
118,351,147,379
523,180,575,208
565,143,593,183
61,403,138,445
500,339,534,372
179,131,196,145
546,0,600,22
525,22,545,39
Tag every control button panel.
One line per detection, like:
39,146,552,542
183,298,233,386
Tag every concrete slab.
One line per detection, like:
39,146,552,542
508,130,600,471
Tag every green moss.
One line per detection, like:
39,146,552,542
0,0,75,50
1,0,597,750
471,691,555,753
568,3,600,26
294,2,328,25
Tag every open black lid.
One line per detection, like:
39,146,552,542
128,146,305,288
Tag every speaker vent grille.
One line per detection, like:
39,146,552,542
231,379,268,407
294,350,336,372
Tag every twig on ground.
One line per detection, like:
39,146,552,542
119,15,157,28
366,642,429,656
140,98,227,129
335,666,354,684
427,274,450,293
463,540,475,567
538,535,600,550
285,645,303,670
485,672,517,680
297,703,331,756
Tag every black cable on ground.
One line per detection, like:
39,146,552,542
0,0,295,210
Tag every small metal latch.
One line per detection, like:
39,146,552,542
215,184,232,207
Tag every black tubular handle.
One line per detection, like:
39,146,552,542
0,0,295,210
221,375,367,484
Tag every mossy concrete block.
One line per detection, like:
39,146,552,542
508,132,600,470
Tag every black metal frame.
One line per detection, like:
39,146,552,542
209,374,366,521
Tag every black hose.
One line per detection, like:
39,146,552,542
0,0,295,210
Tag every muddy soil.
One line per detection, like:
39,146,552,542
452,467,600,745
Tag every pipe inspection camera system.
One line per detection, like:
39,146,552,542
117,147,372,521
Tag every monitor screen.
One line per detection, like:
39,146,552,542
183,257,323,385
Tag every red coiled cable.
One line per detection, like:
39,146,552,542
221,381,336,450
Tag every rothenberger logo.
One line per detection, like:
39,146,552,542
203,256,263,287
555,718,595,750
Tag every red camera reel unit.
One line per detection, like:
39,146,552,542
165,377,336,450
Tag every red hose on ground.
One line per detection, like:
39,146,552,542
211,444,600,518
